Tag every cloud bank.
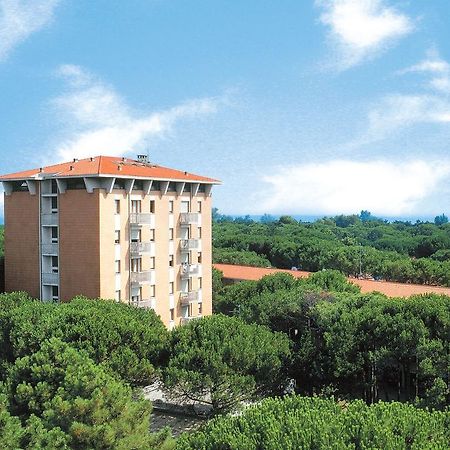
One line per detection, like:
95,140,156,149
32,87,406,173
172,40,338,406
0,0,60,61
52,65,222,161
317,0,413,69
258,159,450,216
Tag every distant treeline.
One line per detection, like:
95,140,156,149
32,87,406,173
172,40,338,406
212,210,450,286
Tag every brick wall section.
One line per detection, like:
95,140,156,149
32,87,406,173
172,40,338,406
4,191,40,298
59,190,101,301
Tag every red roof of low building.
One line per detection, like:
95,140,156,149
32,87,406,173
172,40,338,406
213,264,450,298
0,155,220,183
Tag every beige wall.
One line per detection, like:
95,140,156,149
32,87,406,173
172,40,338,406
59,190,101,301
4,191,40,298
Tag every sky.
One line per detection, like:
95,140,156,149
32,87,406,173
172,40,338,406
1,0,450,219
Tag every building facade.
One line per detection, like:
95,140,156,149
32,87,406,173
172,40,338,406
0,155,220,328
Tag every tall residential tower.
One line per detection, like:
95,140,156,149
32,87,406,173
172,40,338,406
0,155,220,328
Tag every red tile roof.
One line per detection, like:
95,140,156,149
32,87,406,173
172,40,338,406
0,155,220,183
213,264,450,298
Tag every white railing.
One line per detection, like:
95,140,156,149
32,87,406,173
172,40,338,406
131,299,153,309
180,239,199,251
41,243,58,255
180,316,196,325
179,213,199,225
130,213,154,226
130,270,154,284
180,290,199,304
130,242,153,254
42,272,59,285
41,213,58,226
180,264,199,279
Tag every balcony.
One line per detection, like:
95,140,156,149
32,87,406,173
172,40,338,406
41,213,58,226
180,290,199,304
42,272,59,285
180,264,199,279
180,213,199,225
130,213,155,227
180,239,199,252
180,316,196,325
131,299,153,309
130,270,155,285
130,242,153,255
41,243,58,255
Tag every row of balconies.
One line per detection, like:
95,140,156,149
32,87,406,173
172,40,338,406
130,264,200,286
130,239,199,256
132,290,200,309
41,212,200,228
131,212,199,226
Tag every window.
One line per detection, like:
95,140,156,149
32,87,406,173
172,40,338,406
131,258,142,272
115,290,121,301
169,282,174,294
150,257,155,270
170,308,174,321
150,200,155,213
150,285,155,298
131,287,142,302
131,200,141,214
51,227,58,243
115,260,121,274
52,285,59,300
197,201,202,213
181,201,190,213
199,277,203,289
51,180,58,194
198,252,202,264
114,230,120,244
169,228,174,240
51,256,58,273
131,229,141,243
51,196,58,212
189,303,194,317
150,229,155,242
115,199,120,214
169,200,174,213
198,227,202,239
199,303,202,315
169,254,174,267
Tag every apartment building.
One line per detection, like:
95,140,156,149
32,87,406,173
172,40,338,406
0,155,220,328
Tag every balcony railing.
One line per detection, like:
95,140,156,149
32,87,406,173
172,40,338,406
180,290,199,304
180,239,199,251
179,213,199,225
42,272,59,285
130,242,153,255
130,270,154,285
131,299,153,309
130,213,155,226
41,213,58,226
41,243,58,255
180,264,199,279
180,316,196,325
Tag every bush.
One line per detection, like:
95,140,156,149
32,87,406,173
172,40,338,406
177,396,450,449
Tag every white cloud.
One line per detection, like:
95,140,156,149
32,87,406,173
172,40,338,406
400,49,450,94
52,65,222,161
317,0,413,69
258,159,450,216
0,0,60,61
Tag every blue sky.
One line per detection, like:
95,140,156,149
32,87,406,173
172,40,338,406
1,0,450,218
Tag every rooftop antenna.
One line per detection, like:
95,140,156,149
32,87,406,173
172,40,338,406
137,147,151,165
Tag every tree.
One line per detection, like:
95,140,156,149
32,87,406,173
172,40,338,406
177,396,450,450
4,297,170,386
434,213,449,226
7,338,158,449
163,315,291,414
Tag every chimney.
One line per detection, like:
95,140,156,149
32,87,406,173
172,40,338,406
117,165,122,171
69,165,74,171
73,158,78,163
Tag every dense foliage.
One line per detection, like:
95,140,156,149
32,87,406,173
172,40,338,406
0,293,175,449
0,294,169,386
212,211,450,286
163,314,291,414
177,395,450,449
214,271,450,408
